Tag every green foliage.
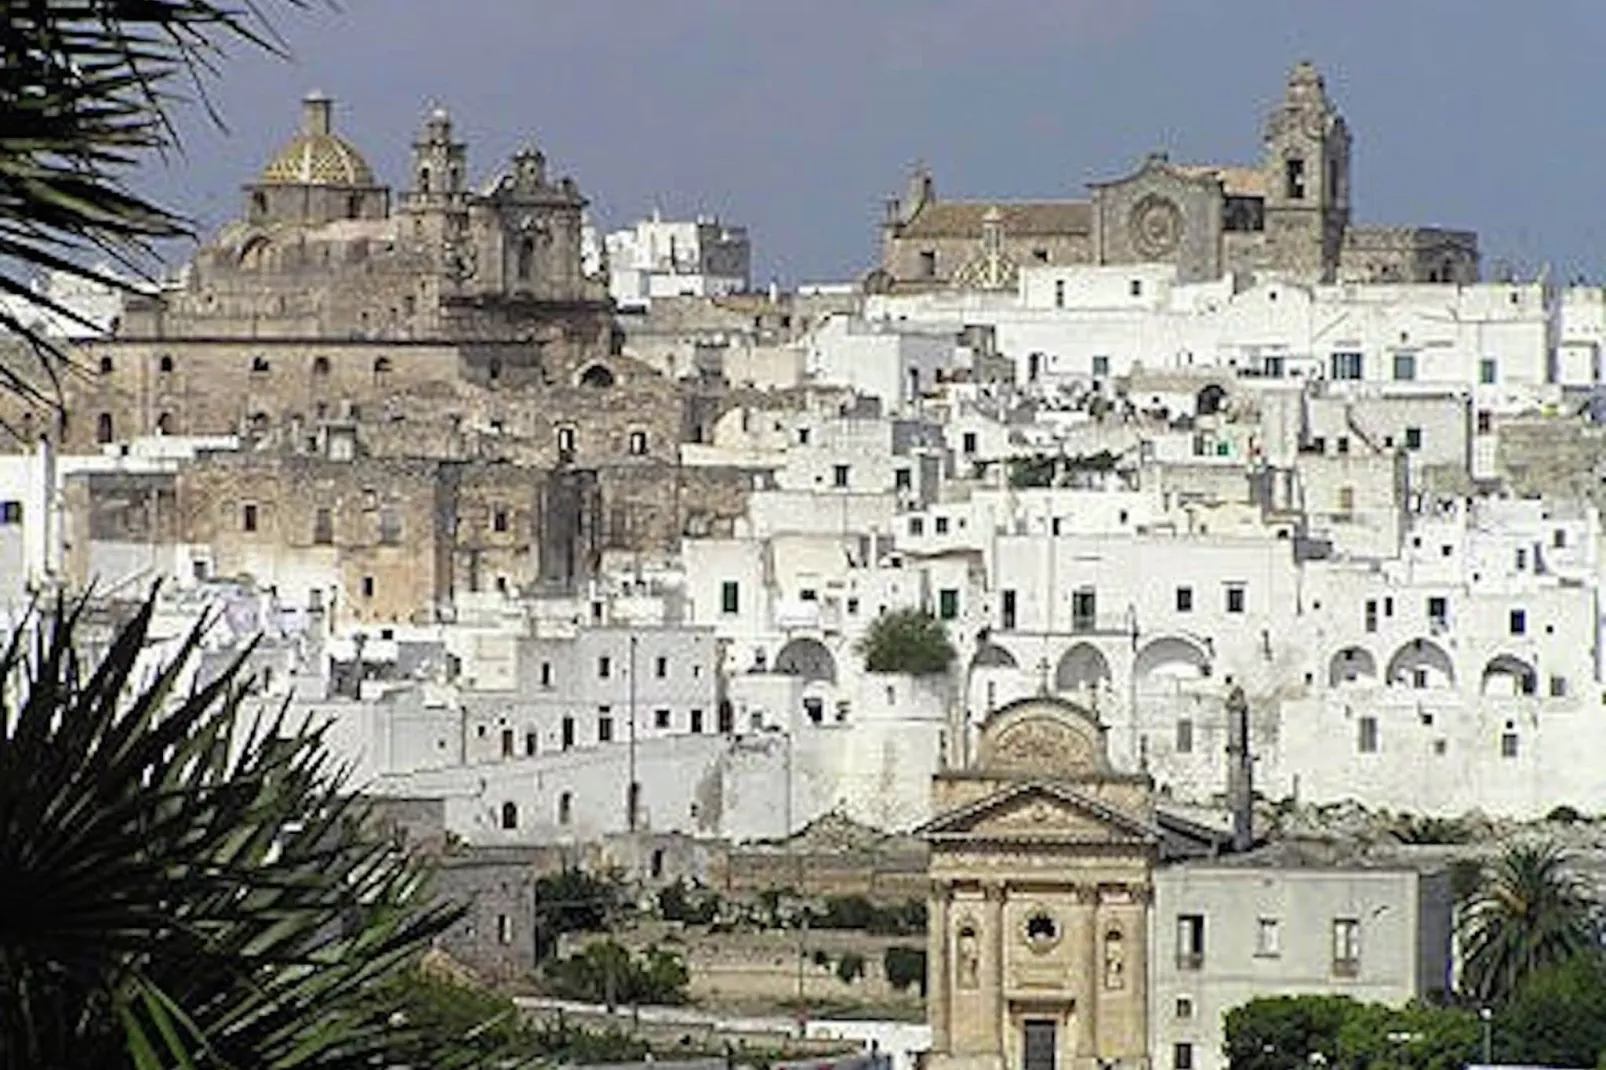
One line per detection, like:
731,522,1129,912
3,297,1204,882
835,951,867,985
1547,804,1584,824
1458,841,1600,1005
0,593,482,1069
1008,455,1057,488
883,946,927,995
539,940,690,1009
1390,815,1474,845
1495,954,1606,1068
657,878,720,925
806,895,927,935
857,609,955,676
0,1,310,400
1225,994,1359,1070
533,867,624,960
812,949,831,968
1333,1002,1480,1070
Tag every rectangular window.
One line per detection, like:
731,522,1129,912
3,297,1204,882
1358,716,1379,754
313,507,333,545
690,708,704,734
1428,596,1448,628
938,588,960,621
525,731,538,757
1176,718,1194,755
654,708,671,729
1001,590,1017,631
1332,918,1361,976
597,713,614,743
909,517,924,536
894,468,912,491
1550,675,1568,698
935,516,950,535
493,507,509,533
1510,609,1527,636
1477,410,1493,434
628,430,648,455
1330,351,1364,380
0,501,20,525
1502,731,1520,758
361,576,375,599
655,655,668,678
1129,279,1143,298
1480,357,1498,385
1404,427,1423,450
500,728,514,758
540,661,553,688
557,426,576,455
1054,279,1066,308
1338,485,1355,514
1255,917,1282,957
1225,584,1246,614
1175,998,1195,1020
598,656,612,679
833,464,850,488
1174,1043,1195,1070
378,505,402,546
1393,353,1417,381
561,716,575,750
1072,588,1097,632
1176,914,1205,969
1364,599,1378,633
497,914,514,945
1555,528,1568,549
1176,586,1194,613
1092,355,1111,377
1285,157,1306,200
962,432,978,454
242,503,258,533
721,581,740,615
919,249,937,278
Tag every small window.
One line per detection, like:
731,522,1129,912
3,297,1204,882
561,717,575,750
895,468,912,491
1332,918,1361,975
721,580,740,615
1174,1044,1195,1070
909,517,925,536
557,426,577,456
1554,528,1568,549
654,655,668,678
1176,914,1205,968
158,354,174,374
654,708,671,729
1330,351,1363,380
558,791,573,824
1225,584,1246,614
1001,590,1017,630
918,249,937,278
628,430,648,455
1092,355,1111,377
1175,586,1194,613
690,708,704,734
1032,248,1049,263
935,516,950,535
500,728,514,758
1477,410,1493,434
1358,716,1379,754
597,713,614,743
98,355,114,375
313,508,333,545
1285,157,1306,200
525,731,538,757
962,432,978,454
1403,426,1424,451
378,505,402,546
500,801,518,830
361,576,375,599
1175,718,1194,754
1054,280,1066,308
0,501,20,525
492,507,509,533
1392,353,1417,381
1175,997,1195,1019
497,913,514,945
1025,912,1058,945
1128,279,1143,298
938,588,959,620
373,356,392,375
1510,609,1527,636
1255,917,1281,957
1479,357,1497,385
1501,731,1520,758
598,656,612,679
832,464,850,488
95,412,114,445
250,355,270,374
1549,675,1568,698
242,503,259,533
312,356,330,376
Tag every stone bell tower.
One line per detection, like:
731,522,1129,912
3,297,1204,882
1261,61,1351,282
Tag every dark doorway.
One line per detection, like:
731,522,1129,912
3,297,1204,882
1023,1019,1057,1070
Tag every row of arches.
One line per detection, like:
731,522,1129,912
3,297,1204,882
1330,641,1542,696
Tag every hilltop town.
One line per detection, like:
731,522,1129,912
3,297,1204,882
5,61,1606,1070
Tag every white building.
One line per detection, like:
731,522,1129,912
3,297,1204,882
605,210,751,310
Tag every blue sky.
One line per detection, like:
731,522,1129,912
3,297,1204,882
150,0,1605,285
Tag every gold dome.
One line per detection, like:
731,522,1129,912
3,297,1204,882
257,93,376,187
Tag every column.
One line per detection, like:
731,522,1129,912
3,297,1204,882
984,881,1007,1058
1072,884,1098,1067
929,882,952,1051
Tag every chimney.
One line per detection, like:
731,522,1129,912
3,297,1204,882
302,91,333,136
1224,682,1254,852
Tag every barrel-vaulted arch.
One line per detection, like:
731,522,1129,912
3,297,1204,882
1385,638,1455,689
1055,642,1112,692
1329,646,1378,688
1133,636,1210,685
773,637,837,685
1481,654,1538,697
968,642,1026,719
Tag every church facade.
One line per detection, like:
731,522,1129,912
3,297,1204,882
874,63,1478,293
922,696,1160,1070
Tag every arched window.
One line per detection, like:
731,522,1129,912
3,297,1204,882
578,363,616,389
158,354,174,374
418,166,431,194
346,192,363,220
312,356,330,376
373,356,392,375
500,801,518,830
516,237,535,282
95,412,114,445
251,191,267,218
98,355,114,375
558,791,572,825
155,413,172,436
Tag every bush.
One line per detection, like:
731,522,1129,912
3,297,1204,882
857,609,955,676
1548,804,1584,824
835,952,866,985
539,941,690,1009
533,868,625,960
806,896,927,936
883,947,927,995
657,879,720,924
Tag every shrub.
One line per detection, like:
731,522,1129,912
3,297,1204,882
883,946,927,995
539,941,689,1009
835,952,866,985
857,609,955,676
533,868,625,959
657,878,720,924
1548,804,1584,825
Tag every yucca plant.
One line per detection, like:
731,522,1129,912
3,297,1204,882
0,0,308,405
0,591,523,1069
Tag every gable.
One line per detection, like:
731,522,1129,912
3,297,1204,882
922,781,1157,845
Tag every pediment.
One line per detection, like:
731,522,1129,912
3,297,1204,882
921,781,1157,845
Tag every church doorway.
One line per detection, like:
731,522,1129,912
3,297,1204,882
1023,1019,1058,1070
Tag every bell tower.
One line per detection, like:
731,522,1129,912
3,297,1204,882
1261,61,1350,282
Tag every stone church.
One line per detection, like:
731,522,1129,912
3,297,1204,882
921,695,1160,1070
873,62,1479,292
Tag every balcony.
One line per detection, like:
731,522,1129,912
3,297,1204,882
1332,957,1360,979
1176,951,1204,972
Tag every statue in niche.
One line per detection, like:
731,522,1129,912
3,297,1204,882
1103,928,1125,990
957,924,980,989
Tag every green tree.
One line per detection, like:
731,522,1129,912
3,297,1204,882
1458,841,1600,1005
1225,996,1477,1070
532,867,624,960
835,951,866,985
1224,994,1357,1070
0,1,308,400
857,609,956,676
0,593,490,1068
539,941,690,1009
1495,954,1606,1068
883,946,927,995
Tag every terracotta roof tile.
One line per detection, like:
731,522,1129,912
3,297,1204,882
901,200,1091,238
